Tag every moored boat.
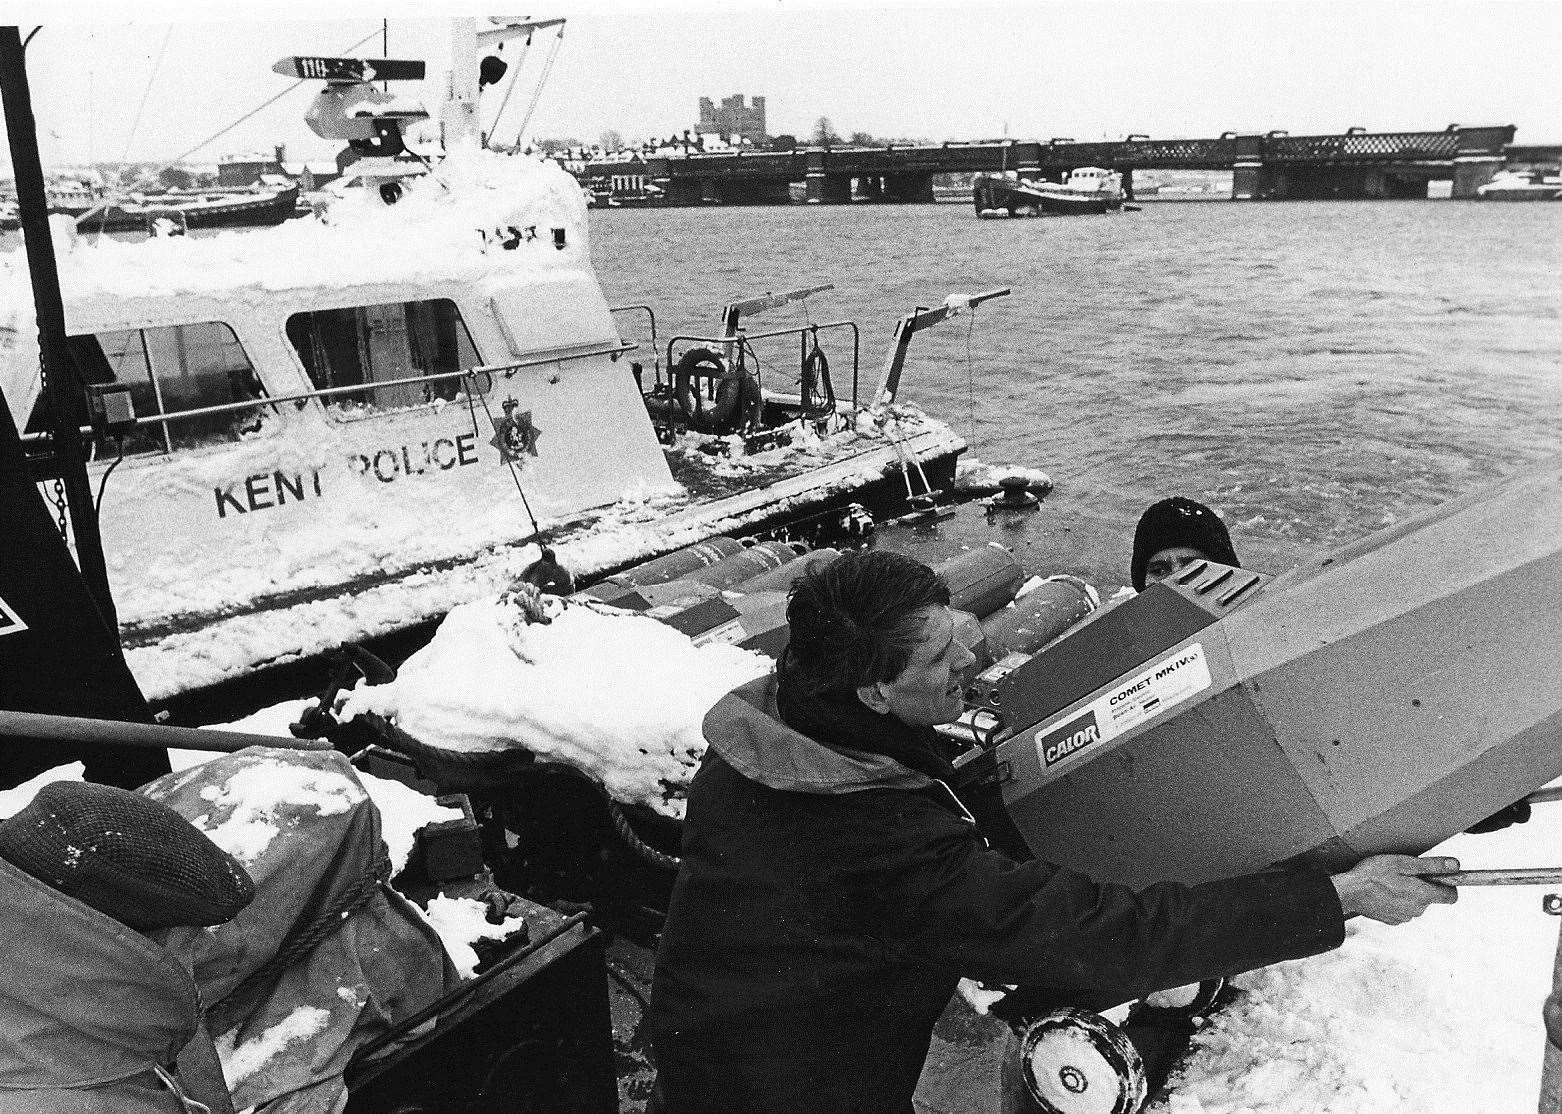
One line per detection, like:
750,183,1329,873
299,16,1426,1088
74,180,303,234
974,166,1126,217
0,20,1002,706
1476,168,1562,201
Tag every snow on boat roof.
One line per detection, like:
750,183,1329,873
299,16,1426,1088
3,149,587,310
0,149,590,410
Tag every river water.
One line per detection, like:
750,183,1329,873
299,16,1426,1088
590,199,1562,591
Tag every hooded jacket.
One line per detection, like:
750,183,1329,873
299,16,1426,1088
650,675,1345,1114
0,855,227,1114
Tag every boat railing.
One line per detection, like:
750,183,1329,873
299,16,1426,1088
666,320,861,409
608,304,660,385
23,340,636,442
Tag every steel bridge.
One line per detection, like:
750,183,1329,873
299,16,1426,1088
582,124,1518,205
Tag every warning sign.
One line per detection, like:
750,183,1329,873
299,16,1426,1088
0,593,27,638
1033,643,1211,771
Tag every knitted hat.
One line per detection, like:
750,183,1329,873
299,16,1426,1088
0,780,254,931
1130,497,1240,591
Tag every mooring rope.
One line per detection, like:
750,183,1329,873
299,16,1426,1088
461,371,543,541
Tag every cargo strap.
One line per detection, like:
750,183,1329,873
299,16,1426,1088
214,857,392,1025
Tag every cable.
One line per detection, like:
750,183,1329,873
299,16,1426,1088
459,371,543,541
149,27,383,180
485,36,533,149
82,24,174,237
93,434,125,515
119,25,173,167
512,26,565,149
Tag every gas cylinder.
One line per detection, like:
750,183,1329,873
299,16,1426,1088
606,537,746,588
729,548,841,595
934,544,1024,620
981,577,1096,657
679,541,806,591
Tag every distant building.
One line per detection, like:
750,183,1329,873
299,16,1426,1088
698,94,766,144
218,146,286,187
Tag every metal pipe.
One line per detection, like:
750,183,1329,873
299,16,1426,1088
1425,868,1562,887
0,709,333,753
20,342,636,437
1525,787,1562,806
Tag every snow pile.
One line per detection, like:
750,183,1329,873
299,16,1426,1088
1161,815,1560,1111
421,895,530,979
176,703,461,876
361,776,464,878
342,594,772,817
955,456,1054,493
187,754,365,865
215,1006,332,1089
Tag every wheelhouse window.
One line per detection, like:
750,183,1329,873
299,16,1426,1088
27,322,267,457
285,298,481,417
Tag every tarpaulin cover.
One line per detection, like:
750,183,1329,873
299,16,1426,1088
146,748,458,1113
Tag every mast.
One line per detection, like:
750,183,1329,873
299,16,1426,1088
442,17,566,151
0,25,119,631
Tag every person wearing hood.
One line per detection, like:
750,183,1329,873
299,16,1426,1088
649,549,1458,1114
1130,496,1241,592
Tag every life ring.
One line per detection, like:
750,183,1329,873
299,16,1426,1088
672,347,725,427
673,347,762,433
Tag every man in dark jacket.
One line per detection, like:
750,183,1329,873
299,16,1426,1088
650,550,1457,1113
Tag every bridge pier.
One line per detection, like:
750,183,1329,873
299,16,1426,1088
803,150,851,204
700,178,721,204
1452,155,1503,199
1232,160,1272,200
1120,167,1134,201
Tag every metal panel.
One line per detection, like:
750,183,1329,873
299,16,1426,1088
992,457,1562,887
998,629,1336,886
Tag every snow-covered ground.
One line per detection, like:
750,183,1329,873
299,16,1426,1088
1162,811,1558,1113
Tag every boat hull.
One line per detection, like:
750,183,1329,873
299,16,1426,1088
76,185,302,233
1476,186,1562,201
149,422,964,721
973,173,1124,217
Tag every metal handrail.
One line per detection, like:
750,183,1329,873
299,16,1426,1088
21,341,636,436
666,320,860,408
609,304,660,383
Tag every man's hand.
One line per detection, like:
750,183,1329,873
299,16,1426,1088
1329,855,1459,925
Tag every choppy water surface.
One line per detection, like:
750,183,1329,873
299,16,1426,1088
591,201,1562,589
